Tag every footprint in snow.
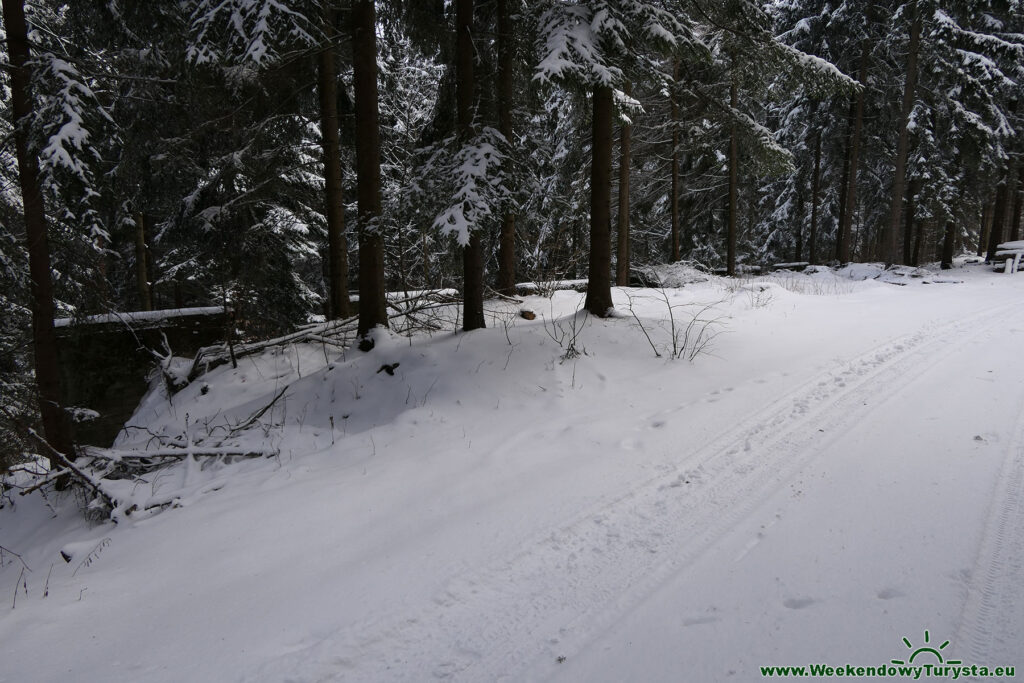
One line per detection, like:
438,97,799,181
876,588,905,600
783,597,817,610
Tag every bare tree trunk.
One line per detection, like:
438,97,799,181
134,212,152,311
585,85,614,316
794,180,804,262
838,39,870,263
883,4,921,265
616,81,631,286
727,77,738,276
421,229,430,287
809,130,822,264
912,217,925,267
494,0,516,297
940,220,955,269
352,0,388,340
835,113,852,261
902,179,919,265
319,1,351,320
1010,173,1023,243
670,60,681,263
456,0,484,330
987,173,1012,262
978,199,993,256
2,0,74,458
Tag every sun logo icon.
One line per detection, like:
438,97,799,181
891,630,962,666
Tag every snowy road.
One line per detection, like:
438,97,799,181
2,266,1023,683
555,303,1024,681
252,285,1024,682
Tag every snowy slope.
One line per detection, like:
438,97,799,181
2,261,1022,682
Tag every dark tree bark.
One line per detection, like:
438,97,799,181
902,179,920,265
987,175,1011,262
794,178,805,262
352,0,387,340
1010,173,1023,243
670,60,681,263
585,85,614,316
912,217,925,267
2,0,74,457
456,0,485,331
495,0,516,297
616,81,632,287
940,220,955,269
318,1,351,320
978,199,993,256
835,114,852,262
838,38,870,263
883,4,921,265
134,212,152,311
726,77,738,276
809,130,822,264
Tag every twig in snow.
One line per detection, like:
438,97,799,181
12,566,26,608
622,290,662,358
227,385,289,437
0,544,30,572
17,468,71,497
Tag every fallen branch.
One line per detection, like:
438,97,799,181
80,447,276,460
17,468,71,497
24,429,116,511
485,286,525,304
188,316,359,381
0,544,31,572
228,385,289,436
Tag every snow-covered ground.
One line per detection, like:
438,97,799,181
2,260,1023,682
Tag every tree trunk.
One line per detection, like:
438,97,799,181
987,176,1011,262
902,179,919,265
794,179,804,262
456,0,485,330
912,217,925,267
352,0,388,340
616,82,632,287
2,0,74,458
835,111,852,262
670,60,681,263
978,199,993,256
838,38,870,263
940,220,955,269
883,4,921,265
134,212,152,311
319,1,351,320
1010,172,1023,243
585,85,614,316
495,0,516,297
727,77,738,276
809,130,822,264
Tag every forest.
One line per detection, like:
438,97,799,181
2,0,1023,466
4,3,1024,680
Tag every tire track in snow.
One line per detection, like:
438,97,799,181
250,302,1017,683
953,390,1024,675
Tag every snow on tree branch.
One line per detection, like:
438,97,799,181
187,0,319,66
432,128,509,247
31,52,112,242
534,1,626,87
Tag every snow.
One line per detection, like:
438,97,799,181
3,260,1024,682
